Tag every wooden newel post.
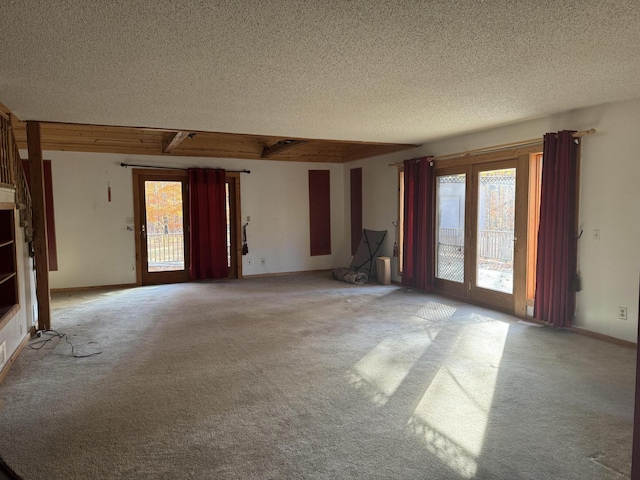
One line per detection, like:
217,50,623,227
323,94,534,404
26,121,51,331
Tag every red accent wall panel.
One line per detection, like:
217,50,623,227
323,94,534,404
350,167,363,255
309,170,331,256
22,160,58,271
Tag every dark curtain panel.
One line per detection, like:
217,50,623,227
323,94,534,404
401,156,435,292
534,131,578,327
188,168,229,280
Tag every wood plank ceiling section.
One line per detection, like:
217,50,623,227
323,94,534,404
7,115,417,163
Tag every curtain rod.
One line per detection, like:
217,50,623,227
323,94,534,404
388,128,596,167
120,162,250,173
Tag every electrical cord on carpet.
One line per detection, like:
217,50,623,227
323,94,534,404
28,330,102,358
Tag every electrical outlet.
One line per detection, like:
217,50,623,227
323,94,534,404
0,340,6,370
247,257,252,265
619,307,628,320
261,257,266,265
130,264,136,271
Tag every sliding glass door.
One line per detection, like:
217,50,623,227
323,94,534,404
435,157,528,313
468,160,517,310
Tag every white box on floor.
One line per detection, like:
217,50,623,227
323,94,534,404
376,256,391,285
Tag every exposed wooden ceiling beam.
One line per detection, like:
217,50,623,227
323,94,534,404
261,139,307,159
162,131,189,154
5,113,418,163
342,144,417,162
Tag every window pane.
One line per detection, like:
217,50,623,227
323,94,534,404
476,168,516,294
526,154,543,299
436,174,465,283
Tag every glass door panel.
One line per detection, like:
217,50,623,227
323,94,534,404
134,170,190,286
436,174,466,283
475,168,516,294
144,180,185,273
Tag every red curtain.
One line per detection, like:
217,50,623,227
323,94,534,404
534,131,578,327
402,156,435,292
188,168,229,280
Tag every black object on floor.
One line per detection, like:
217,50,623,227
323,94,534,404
349,229,387,281
0,456,21,480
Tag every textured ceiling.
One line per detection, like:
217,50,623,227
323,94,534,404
1,0,640,145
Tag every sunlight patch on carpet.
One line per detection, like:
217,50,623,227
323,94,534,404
408,320,509,478
347,325,443,406
412,302,457,324
347,300,456,406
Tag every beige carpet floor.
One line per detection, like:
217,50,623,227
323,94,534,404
0,272,634,479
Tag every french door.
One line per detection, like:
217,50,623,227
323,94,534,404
435,157,529,314
133,169,243,285
134,170,190,285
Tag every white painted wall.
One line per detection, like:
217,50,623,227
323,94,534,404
30,151,347,289
239,160,347,275
44,154,136,289
0,188,36,370
11,96,638,343
346,97,640,343
343,163,401,276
